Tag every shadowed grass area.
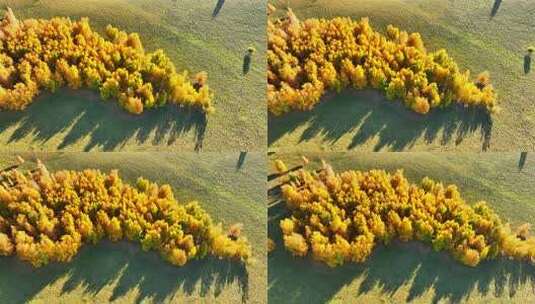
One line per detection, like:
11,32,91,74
0,152,267,304
0,90,207,151
0,0,266,151
268,152,535,304
269,90,492,152
0,242,248,304
268,0,535,152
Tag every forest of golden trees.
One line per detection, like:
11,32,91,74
0,9,214,115
276,160,534,267
268,9,498,115
0,162,250,267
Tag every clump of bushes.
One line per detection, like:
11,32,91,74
0,163,250,267
277,160,535,267
268,9,498,115
0,9,214,114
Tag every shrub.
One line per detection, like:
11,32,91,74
268,238,276,253
274,159,288,173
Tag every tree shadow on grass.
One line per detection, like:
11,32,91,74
491,0,503,18
236,151,248,170
269,89,493,151
0,89,207,151
268,204,535,304
0,241,248,304
212,0,226,18
518,152,528,172
524,54,532,74
243,53,252,75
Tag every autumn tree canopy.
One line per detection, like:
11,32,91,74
268,9,498,116
0,163,249,267
0,9,214,115
277,160,534,267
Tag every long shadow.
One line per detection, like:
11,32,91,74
268,204,535,304
524,54,532,74
0,240,248,304
269,89,493,151
236,151,247,170
267,165,303,182
491,0,502,18
243,53,252,75
212,0,225,18
518,152,528,171
0,89,206,151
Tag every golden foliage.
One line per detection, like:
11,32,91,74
267,4,277,16
278,161,534,267
0,164,250,267
283,232,308,257
268,10,498,116
274,159,289,174
0,232,14,255
0,9,214,114
268,238,276,253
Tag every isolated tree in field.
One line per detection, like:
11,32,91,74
243,47,256,75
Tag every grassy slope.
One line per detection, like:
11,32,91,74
0,0,266,151
268,0,535,152
268,152,535,304
0,152,267,304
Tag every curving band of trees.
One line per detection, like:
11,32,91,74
0,8,214,115
0,162,250,267
277,160,534,267
268,9,498,116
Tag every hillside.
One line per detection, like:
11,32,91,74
268,0,535,152
0,0,266,151
269,152,535,303
0,152,267,304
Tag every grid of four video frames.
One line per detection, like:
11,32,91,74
0,1,534,303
